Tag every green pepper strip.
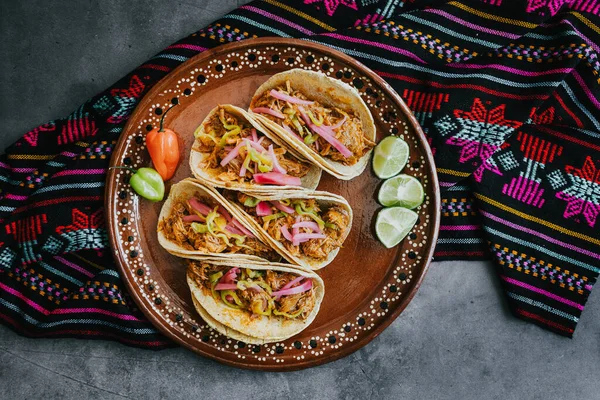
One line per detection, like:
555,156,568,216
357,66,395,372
220,290,242,309
249,148,272,165
215,233,231,246
273,307,304,319
258,162,272,173
218,126,241,147
294,203,325,229
324,222,339,230
191,222,209,233
262,212,286,222
304,132,317,145
209,271,224,283
244,197,260,207
291,116,304,136
210,271,224,300
210,281,219,300
215,216,227,231
190,209,207,220
229,234,252,250
254,281,272,294
205,207,219,234
194,125,219,144
239,155,250,176
252,300,272,316
219,114,239,130
245,269,263,278
248,148,273,173
236,280,251,291
205,207,232,246
307,110,323,126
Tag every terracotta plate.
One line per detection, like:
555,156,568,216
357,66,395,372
106,38,439,371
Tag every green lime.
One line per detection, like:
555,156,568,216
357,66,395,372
378,174,424,208
372,136,409,179
375,207,418,248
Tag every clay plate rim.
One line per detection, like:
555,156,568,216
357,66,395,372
106,37,440,371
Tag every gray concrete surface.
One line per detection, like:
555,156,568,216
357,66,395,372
0,2,598,399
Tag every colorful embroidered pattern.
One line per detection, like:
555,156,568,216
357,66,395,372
501,131,564,208
435,98,522,182
2,0,600,345
551,156,600,227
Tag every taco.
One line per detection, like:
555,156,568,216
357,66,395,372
249,69,376,180
157,179,279,261
187,258,324,344
224,189,353,270
190,104,321,191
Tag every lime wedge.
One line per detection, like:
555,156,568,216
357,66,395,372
372,136,409,179
375,207,418,248
378,174,424,208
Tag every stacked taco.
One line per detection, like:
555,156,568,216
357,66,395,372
158,179,353,270
157,180,279,262
249,69,376,180
223,189,352,270
157,69,372,343
187,258,324,344
158,178,350,341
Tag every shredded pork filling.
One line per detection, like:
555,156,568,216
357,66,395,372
194,107,310,183
253,81,375,166
188,260,316,320
158,194,278,260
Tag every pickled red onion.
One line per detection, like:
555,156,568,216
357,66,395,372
282,123,301,140
272,279,312,298
293,233,326,243
220,141,245,166
280,276,304,291
254,172,301,186
252,107,285,119
256,201,273,216
182,214,204,222
218,205,232,223
298,106,352,158
269,89,314,105
292,221,321,232
251,128,258,142
221,267,239,283
271,200,294,214
188,198,212,216
329,115,347,130
232,218,255,238
224,224,243,236
244,139,267,153
280,225,293,242
215,283,238,291
292,232,326,246
268,144,287,174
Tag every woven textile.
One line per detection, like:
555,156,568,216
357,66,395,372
1,0,598,346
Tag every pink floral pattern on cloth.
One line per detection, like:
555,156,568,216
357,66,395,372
1,0,600,346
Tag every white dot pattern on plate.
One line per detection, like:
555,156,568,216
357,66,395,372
111,43,436,367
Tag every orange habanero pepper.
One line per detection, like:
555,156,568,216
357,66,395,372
146,104,180,181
